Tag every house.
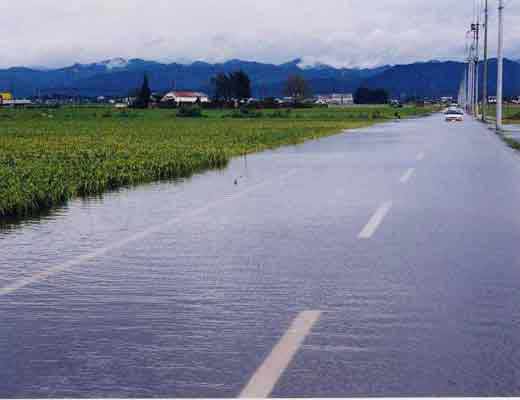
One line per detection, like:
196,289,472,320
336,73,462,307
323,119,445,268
316,93,354,105
0,98,32,107
0,92,13,102
161,91,209,104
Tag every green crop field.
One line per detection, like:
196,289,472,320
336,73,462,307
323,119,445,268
0,105,436,219
484,103,520,122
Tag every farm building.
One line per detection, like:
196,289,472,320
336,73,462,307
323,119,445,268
0,92,32,107
0,92,13,102
161,91,209,104
316,93,354,105
0,98,32,107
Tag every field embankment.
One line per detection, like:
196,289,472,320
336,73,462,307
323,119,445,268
0,106,435,218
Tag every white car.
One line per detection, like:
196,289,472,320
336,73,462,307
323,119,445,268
445,108,464,122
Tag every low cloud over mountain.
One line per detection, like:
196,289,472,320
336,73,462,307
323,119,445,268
1,58,519,99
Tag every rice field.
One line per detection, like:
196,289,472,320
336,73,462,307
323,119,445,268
484,103,520,122
0,105,436,219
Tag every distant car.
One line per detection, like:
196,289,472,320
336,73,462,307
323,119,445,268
445,108,464,122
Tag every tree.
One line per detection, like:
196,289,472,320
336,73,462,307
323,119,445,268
354,87,389,104
212,72,232,102
135,74,151,108
212,70,252,103
231,70,252,101
284,75,310,101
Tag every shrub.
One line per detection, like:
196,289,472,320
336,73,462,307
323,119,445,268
177,105,203,118
504,136,520,150
267,109,292,118
158,100,178,109
117,111,137,118
224,107,263,118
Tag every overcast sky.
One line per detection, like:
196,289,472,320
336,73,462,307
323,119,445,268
1,0,520,69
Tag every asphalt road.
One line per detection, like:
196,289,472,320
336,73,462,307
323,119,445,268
3,114,520,397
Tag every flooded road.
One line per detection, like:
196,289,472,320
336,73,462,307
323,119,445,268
3,116,520,397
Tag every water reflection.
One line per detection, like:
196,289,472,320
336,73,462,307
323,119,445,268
4,118,520,397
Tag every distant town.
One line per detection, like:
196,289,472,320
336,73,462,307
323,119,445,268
1,87,516,110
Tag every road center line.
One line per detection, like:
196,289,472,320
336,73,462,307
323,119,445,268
358,202,393,239
0,169,298,296
416,152,425,161
400,168,416,184
239,310,322,399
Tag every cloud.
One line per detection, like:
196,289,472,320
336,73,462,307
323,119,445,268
1,0,519,68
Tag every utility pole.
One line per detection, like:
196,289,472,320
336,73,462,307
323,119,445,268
496,0,504,130
464,39,469,113
482,0,489,121
474,10,480,118
469,1,476,115
468,40,475,114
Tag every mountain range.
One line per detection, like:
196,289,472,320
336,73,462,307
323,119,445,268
1,57,519,99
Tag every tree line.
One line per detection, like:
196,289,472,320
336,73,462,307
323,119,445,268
132,72,390,108
354,87,389,104
211,71,312,103
211,71,252,102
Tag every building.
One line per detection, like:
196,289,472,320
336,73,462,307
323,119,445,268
0,92,13,102
316,93,354,105
0,92,33,107
161,91,209,104
0,99,32,107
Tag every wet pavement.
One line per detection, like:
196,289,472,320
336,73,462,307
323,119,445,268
3,115,520,397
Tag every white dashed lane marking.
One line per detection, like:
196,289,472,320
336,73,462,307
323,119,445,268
358,202,393,239
239,310,322,399
400,168,416,184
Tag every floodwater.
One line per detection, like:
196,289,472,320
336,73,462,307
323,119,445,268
3,116,520,397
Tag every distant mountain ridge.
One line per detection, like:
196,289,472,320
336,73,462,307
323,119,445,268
363,58,520,99
0,57,519,99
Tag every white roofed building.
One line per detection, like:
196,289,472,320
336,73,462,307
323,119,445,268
316,93,354,105
161,91,209,104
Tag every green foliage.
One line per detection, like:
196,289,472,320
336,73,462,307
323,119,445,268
503,136,520,150
224,107,263,119
133,74,152,109
284,75,311,100
266,109,292,118
176,105,203,118
354,87,389,104
508,112,520,120
232,71,252,100
211,70,251,101
0,105,435,218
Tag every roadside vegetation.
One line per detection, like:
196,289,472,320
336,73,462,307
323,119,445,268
484,104,520,123
0,105,437,219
